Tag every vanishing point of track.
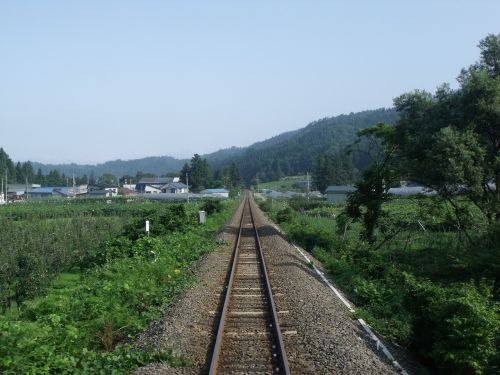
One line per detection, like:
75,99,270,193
209,193,290,375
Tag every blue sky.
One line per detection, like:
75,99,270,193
1,1,499,164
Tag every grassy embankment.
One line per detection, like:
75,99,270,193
0,197,239,374
258,195,498,375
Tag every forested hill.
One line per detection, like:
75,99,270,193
206,108,399,184
32,156,188,178
26,108,397,181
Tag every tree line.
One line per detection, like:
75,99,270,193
346,33,500,243
180,153,243,194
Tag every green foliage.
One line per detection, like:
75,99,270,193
0,198,239,374
288,196,327,212
312,152,355,192
0,215,124,309
201,198,223,215
124,204,196,240
276,207,294,224
269,192,499,374
214,162,243,193
180,154,212,192
404,275,498,374
257,198,273,212
288,219,335,251
390,34,500,222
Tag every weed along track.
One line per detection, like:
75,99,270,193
209,192,290,375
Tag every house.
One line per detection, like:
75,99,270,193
325,185,357,204
88,189,114,197
88,184,107,192
29,187,60,200
8,183,41,191
87,187,118,197
135,177,179,193
6,184,42,201
161,182,188,194
200,188,229,198
142,185,162,194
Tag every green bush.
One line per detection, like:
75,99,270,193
288,220,334,251
201,198,223,215
404,274,498,374
289,196,326,212
124,204,195,240
276,207,294,224
258,199,272,212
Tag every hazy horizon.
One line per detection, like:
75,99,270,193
1,1,499,164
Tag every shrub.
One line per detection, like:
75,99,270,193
258,199,272,212
276,207,294,224
288,220,334,251
201,199,223,215
289,196,326,212
404,274,498,374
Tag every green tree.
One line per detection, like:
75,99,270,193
187,154,211,192
179,163,190,185
99,173,118,187
344,123,397,243
391,34,500,223
312,153,354,192
0,148,15,184
34,168,44,185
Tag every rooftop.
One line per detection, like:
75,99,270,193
325,185,357,193
162,182,187,189
138,177,176,184
201,188,229,194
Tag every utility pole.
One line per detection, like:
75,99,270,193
306,172,310,200
186,172,189,203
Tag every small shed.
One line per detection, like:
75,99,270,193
325,185,356,204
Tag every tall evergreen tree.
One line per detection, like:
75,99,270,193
188,154,211,192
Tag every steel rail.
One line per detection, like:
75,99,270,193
248,197,291,375
208,192,290,375
208,193,245,374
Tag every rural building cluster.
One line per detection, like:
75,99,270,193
0,176,229,203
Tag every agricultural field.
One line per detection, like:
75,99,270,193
0,197,239,374
258,195,499,375
256,175,309,192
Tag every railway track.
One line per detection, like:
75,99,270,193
209,193,290,375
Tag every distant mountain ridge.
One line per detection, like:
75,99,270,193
30,108,398,180
32,156,189,178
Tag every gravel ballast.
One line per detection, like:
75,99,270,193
135,195,411,374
